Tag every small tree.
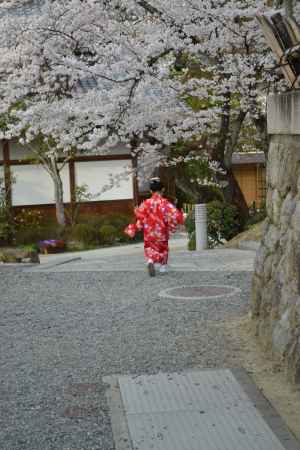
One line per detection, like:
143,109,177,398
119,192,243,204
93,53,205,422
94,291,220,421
67,183,93,226
20,135,74,227
1,106,73,227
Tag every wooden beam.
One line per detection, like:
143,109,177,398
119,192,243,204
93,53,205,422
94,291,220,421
131,155,139,206
0,153,132,166
256,14,298,87
68,159,76,221
69,159,76,204
74,154,132,162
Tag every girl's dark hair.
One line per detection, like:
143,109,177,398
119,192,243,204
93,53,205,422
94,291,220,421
149,178,163,192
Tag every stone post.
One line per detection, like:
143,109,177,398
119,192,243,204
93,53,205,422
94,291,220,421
195,204,208,250
252,91,300,383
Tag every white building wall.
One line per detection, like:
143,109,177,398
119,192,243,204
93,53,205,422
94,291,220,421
11,164,70,206
75,160,133,201
1,140,133,206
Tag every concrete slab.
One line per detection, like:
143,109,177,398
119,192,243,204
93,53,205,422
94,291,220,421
38,235,188,266
31,256,82,271
25,248,256,273
105,369,300,450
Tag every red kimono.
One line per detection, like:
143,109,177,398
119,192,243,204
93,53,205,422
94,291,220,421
125,193,184,264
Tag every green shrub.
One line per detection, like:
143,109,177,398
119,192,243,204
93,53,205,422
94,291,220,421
186,201,241,249
14,209,43,229
103,214,144,243
14,222,66,246
184,208,195,235
69,213,139,247
102,213,133,231
70,223,99,246
66,184,94,225
132,230,143,243
207,200,240,247
91,213,134,243
112,215,134,243
13,209,43,245
76,214,131,236
0,247,39,263
0,252,21,263
188,231,196,251
99,224,118,245
75,214,105,229
21,244,40,253
0,222,14,244
15,228,42,245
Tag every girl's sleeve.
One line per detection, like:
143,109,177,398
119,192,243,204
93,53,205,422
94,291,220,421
166,203,184,233
134,201,148,223
124,201,148,238
176,208,184,225
124,223,138,238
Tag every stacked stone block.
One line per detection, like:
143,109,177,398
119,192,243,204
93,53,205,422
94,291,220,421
252,92,300,383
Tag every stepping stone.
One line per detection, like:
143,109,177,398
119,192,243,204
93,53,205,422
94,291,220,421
105,369,300,450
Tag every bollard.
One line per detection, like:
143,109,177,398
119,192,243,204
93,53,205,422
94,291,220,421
195,204,207,250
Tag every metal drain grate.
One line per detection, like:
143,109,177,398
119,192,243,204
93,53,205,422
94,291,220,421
159,284,241,300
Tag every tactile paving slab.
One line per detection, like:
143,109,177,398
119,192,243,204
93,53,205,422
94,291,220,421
105,369,300,450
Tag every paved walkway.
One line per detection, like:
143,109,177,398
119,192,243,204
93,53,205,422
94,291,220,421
31,234,255,273
37,233,189,266
1,241,299,450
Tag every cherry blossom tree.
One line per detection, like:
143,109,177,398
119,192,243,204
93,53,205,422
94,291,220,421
0,0,289,223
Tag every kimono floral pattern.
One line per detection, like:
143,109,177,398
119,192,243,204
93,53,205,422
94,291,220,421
125,193,184,264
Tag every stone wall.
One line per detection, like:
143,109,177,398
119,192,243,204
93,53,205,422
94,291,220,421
252,92,300,383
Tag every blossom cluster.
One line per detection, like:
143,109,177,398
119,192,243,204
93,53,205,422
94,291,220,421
0,0,286,186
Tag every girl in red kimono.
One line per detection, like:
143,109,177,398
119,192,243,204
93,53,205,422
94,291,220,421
125,178,184,276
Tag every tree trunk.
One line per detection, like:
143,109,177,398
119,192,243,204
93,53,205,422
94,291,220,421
49,159,66,226
29,143,67,227
212,161,249,227
211,99,249,224
174,175,223,204
54,175,65,226
220,168,249,228
254,114,269,160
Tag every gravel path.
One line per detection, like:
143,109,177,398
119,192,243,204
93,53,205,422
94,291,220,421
0,249,254,450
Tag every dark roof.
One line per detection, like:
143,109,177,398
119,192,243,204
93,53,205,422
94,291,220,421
232,152,265,165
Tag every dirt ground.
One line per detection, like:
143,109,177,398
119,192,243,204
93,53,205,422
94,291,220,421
224,222,263,248
224,314,300,442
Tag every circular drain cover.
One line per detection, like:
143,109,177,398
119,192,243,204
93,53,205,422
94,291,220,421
159,284,240,300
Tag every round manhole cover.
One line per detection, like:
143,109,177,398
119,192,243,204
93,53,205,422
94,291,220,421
159,284,241,300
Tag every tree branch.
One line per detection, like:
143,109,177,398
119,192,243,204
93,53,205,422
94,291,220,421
214,92,231,164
